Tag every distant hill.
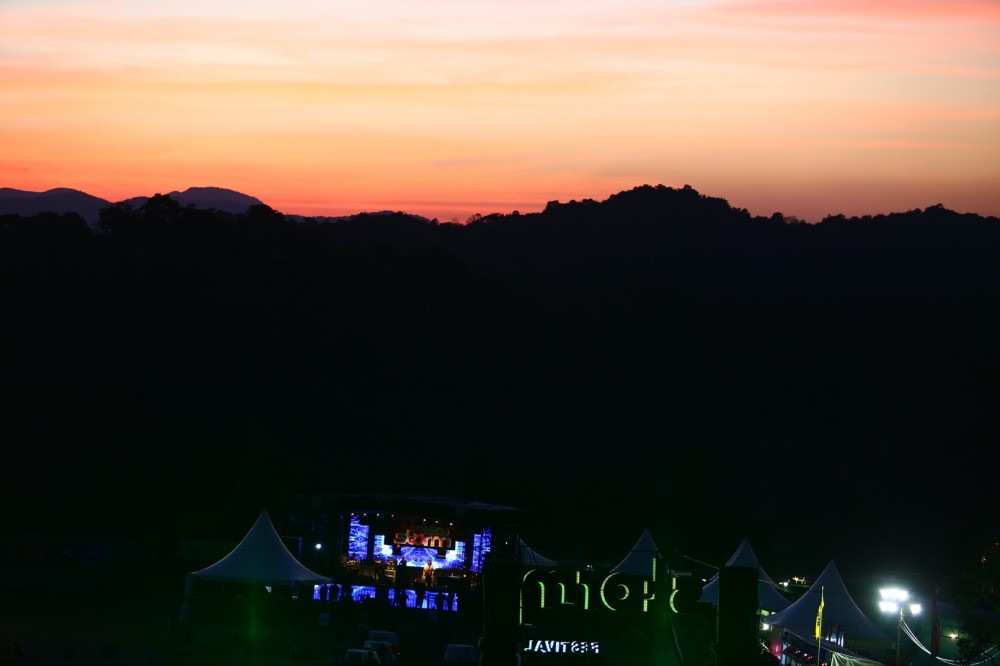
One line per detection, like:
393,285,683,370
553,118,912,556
118,186,265,215
0,187,111,227
0,186,269,227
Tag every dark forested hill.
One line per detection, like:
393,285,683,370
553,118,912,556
2,185,997,575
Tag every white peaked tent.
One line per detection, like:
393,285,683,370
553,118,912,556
179,510,330,623
699,537,790,612
610,528,661,576
188,509,330,586
766,560,885,645
515,536,558,567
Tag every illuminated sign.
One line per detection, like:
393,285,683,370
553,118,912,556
524,640,600,655
394,525,452,549
517,556,702,623
519,557,664,623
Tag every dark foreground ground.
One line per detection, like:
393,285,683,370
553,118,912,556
0,578,482,666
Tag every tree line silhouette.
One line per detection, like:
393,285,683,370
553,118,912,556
2,184,998,577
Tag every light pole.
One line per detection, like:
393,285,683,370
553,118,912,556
879,587,921,666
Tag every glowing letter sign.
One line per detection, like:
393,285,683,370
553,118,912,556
520,556,669,622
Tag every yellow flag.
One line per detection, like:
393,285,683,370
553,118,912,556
815,586,825,640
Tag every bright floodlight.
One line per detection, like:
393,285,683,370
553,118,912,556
880,588,909,602
879,586,919,666
879,601,899,613
315,543,323,550
879,588,921,617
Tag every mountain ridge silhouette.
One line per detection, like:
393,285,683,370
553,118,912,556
0,185,265,226
2,182,995,228
117,186,265,216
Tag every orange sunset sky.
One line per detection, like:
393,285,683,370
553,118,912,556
2,0,999,223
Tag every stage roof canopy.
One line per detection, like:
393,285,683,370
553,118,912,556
293,493,524,522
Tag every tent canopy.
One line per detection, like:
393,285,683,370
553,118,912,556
765,560,885,643
189,509,330,587
699,537,791,612
610,529,661,576
515,536,558,567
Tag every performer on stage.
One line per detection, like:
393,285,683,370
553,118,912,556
422,559,436,587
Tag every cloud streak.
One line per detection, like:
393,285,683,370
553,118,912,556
2,0,998,221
